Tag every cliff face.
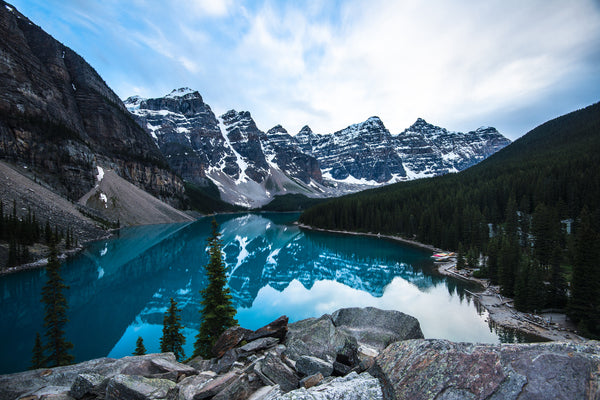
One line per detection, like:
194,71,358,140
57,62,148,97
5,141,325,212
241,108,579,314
0,1,184,206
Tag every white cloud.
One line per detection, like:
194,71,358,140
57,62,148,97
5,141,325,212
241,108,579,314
14,0,599,139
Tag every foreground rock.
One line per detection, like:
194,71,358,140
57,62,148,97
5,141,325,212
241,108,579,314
2,308,598,400
370,339,600,400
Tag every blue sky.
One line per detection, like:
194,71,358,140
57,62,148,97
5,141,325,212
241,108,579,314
9,0,600,140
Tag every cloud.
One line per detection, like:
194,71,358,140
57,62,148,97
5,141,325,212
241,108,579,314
12,0,600,140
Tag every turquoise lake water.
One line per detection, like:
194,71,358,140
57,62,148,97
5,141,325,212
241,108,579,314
0,212,535,374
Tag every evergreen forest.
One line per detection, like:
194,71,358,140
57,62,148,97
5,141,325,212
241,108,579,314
299,102,600,337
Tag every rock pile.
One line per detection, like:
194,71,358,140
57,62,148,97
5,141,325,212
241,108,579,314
0,307,422,400
2,307,599,400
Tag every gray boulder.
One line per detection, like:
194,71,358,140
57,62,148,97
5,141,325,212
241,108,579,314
295,356,334,378
332,307,423,351
369,339,600,400
266,372,383,400
284,315,337,363
258,353,299,392
105,375,177,400
70,373,107,399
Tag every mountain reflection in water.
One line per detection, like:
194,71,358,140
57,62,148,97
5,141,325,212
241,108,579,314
0,212,538,374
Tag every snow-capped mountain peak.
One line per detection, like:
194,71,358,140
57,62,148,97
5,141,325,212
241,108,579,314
125,88,510,207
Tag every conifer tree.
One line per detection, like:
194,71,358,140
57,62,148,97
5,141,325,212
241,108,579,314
30,332,45,370
193,219,237,359
41,242,74,367
160,297,186,361
456,244,465,270
133,336,146,356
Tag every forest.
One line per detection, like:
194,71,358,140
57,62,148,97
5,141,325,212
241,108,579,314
300,102,600,337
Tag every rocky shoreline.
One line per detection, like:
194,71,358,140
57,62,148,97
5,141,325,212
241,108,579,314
1,307,599,400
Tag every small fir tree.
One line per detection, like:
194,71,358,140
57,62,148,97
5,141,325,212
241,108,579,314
41,242,74,367
30,332,45,370
193,219,238,359
133,336,146,356
160,297,186,361
456,244,465,270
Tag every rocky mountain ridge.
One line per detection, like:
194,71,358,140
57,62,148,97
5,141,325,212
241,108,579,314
1,307,598,400
0,1,185,224
125,89,510,207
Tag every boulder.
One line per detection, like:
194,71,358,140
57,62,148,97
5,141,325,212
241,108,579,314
211,326,253,358
258,353,299,392
105,375,177,400
332,307,423,351
211,372,264,400
180,370,239,400
284,315,337,363
177,374,214,400
369,339,600,400
70,373,107,399
295,356,334,378
247,316,289,342
240,337,279,354
267,372,383,400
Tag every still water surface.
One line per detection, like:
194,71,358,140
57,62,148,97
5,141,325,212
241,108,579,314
0,213,535,374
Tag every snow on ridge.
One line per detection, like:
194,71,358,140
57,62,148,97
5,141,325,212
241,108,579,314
165,87,198,98
219,117,249,184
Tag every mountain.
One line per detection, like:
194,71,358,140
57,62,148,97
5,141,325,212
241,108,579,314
126,91,326,207
0,2,189,234
126,89,510,207
396,118,510,178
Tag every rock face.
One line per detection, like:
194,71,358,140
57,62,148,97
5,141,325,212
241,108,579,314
0,1,184,210
369,339,600,400
1,308,599,400
396,118,510,178
126,89,510,207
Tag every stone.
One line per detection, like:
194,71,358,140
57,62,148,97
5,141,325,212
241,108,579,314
105,375,177,400
177,374,213,400
369,339,600,400
248,316,289,342
211,326,253,358
240,337,280,353
273,372,383,400
185,357,215,372
284,315,337,363
69,373,106,399
120,356,197,382
211,372,264,400
259,353,299,392
300,372,324,389
332,361,352,377
181,370,239,400
214,348,241,374
331,307,424,351
295,356,334,378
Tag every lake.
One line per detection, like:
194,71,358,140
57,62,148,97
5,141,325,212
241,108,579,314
0,212,535,374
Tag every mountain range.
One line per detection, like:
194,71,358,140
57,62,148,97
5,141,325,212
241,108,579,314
125,89,510,207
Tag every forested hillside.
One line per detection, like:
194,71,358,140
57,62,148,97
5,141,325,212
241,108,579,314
300,102,600,337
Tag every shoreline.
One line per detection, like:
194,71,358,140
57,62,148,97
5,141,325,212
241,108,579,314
298,223,586,343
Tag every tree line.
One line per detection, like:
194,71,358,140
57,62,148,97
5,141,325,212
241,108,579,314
1,200,76,268
300,102,600,337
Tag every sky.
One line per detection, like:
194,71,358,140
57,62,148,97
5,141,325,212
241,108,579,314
9,0,600,140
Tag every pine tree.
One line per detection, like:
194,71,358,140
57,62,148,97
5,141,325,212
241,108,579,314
133,336,146,356
193,219,238,359
30,332,45,370
41,242,74,367
160,297,186,361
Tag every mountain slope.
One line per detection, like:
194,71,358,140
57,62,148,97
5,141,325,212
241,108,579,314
299,102,600,251
0,1,184,210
